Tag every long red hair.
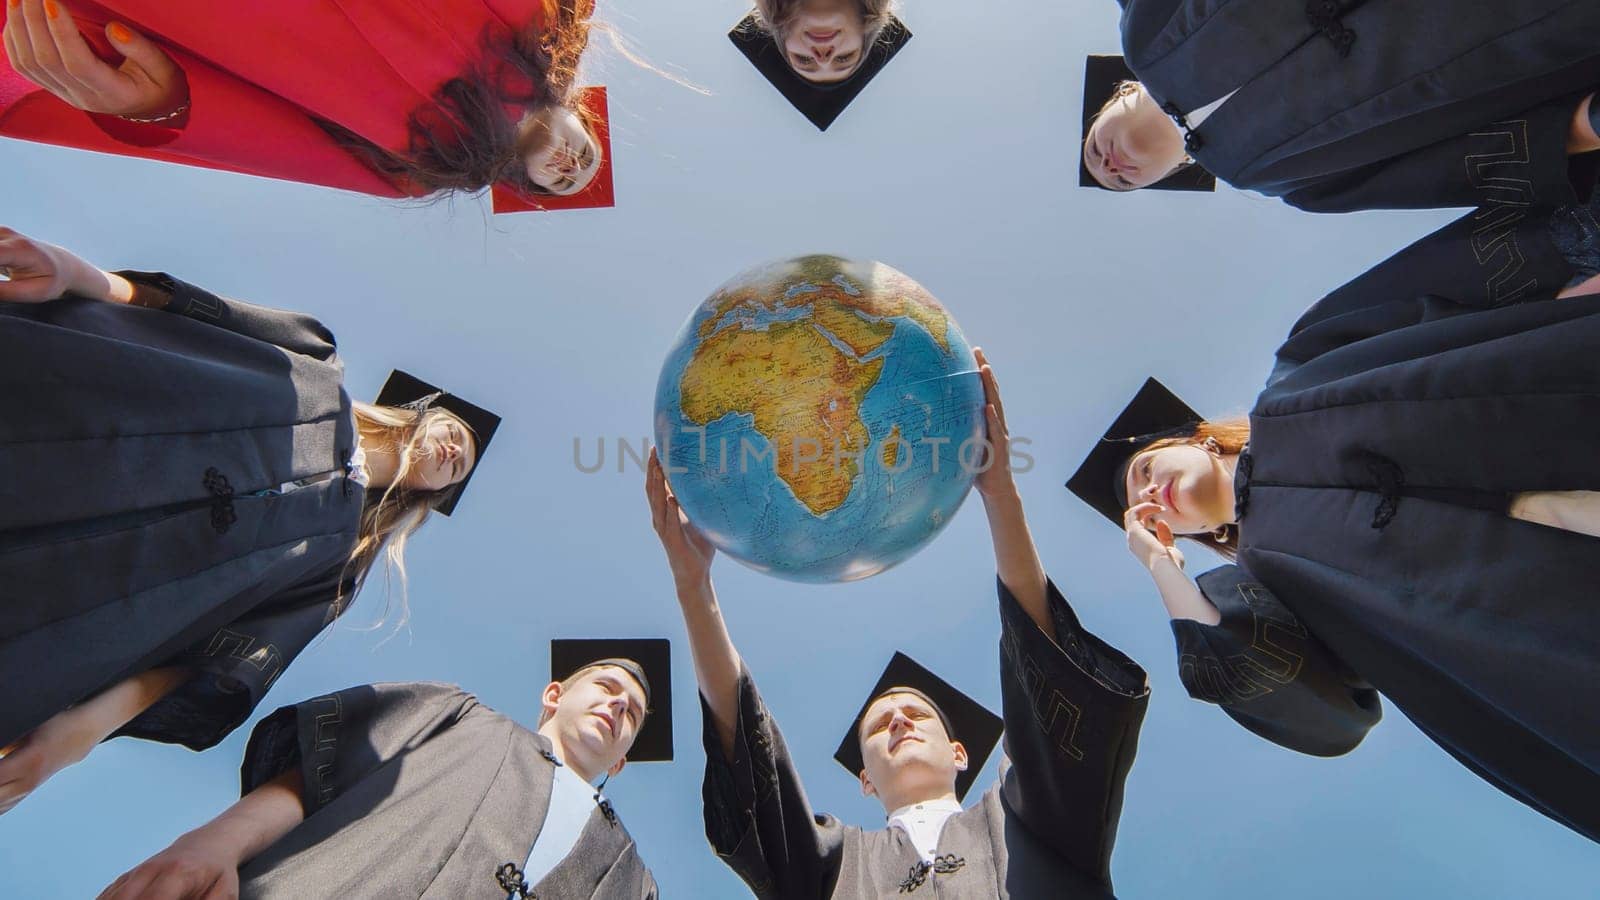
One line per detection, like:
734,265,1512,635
319,0,598,199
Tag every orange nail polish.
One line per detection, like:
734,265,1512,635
7,0,20,10
108,21,132,42
43,0,58,19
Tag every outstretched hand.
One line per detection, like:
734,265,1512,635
646,448,715,589
1124,501,1185,572
0,705,100,816
0,226,116,303
972,347,1017,500
3,0,187,119
98,835,241,900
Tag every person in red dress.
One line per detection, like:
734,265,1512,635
0,0,614,212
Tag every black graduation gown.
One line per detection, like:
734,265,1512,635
237,682,658,899
1117,0,1600,211
0,273,363,750
701,579,1150,898
1171,246,1600,841
1263,197,1589,387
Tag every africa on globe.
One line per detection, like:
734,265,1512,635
653,255,986,583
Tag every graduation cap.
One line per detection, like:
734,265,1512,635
549,638,673,763
728,13,912,131
1079,55,1216,192
492,86,616,213
833,652,1003,801
1064,377,1204,526
374,370,501,516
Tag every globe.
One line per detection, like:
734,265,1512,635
654,255,986,583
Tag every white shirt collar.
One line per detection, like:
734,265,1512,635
886,798,964,863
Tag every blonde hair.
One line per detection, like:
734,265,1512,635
1123,417,1251,560
340,402,475,630
751,0,897,48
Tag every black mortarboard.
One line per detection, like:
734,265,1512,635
1079,54,1216,192
373,370,501,516
1065,377,1204,526
728,13,912,132
833,652,1002,801
550,638,674,763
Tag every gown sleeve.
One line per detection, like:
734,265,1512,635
995,576,1150,886
1173,566,1382,758
1281,92,1599,213
113,271,339,361
238,682,477,813
700,667,846,899
111,566,350,751
1266,201,1579,385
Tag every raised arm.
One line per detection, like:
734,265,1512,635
0,226,339,359
971,348,1049,633
977,347,1214,629
646,448,740,759
0,226,137,305
647,449,844,897
973,350,1150,882
0,667,190,816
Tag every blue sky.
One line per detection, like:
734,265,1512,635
2,1,1597,896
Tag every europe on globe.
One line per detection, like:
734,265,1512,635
653,255,986,583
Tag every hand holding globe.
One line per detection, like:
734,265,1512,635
971,348,1018,502
646,446,716,591
653,255,995,583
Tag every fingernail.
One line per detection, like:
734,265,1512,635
108,21,132,42
43,0,58,19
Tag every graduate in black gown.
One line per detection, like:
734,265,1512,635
99,641,671,899
1064,204,1600,842
1083,0,1600,213
0,228,497,814
647,350,1151,898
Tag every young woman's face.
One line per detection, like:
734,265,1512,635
524,106,603,196
1123,443,1231,534
1084,84,1188,191
401,414,477,493
782,0,868,84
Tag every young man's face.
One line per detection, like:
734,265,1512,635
856,691,967,808
541,665,648,778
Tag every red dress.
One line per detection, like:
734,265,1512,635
0,0,614,212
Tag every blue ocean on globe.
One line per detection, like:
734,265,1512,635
653,256,986,583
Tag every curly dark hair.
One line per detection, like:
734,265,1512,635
318,0,598,200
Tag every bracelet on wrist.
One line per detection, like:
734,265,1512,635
118,101,189,125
